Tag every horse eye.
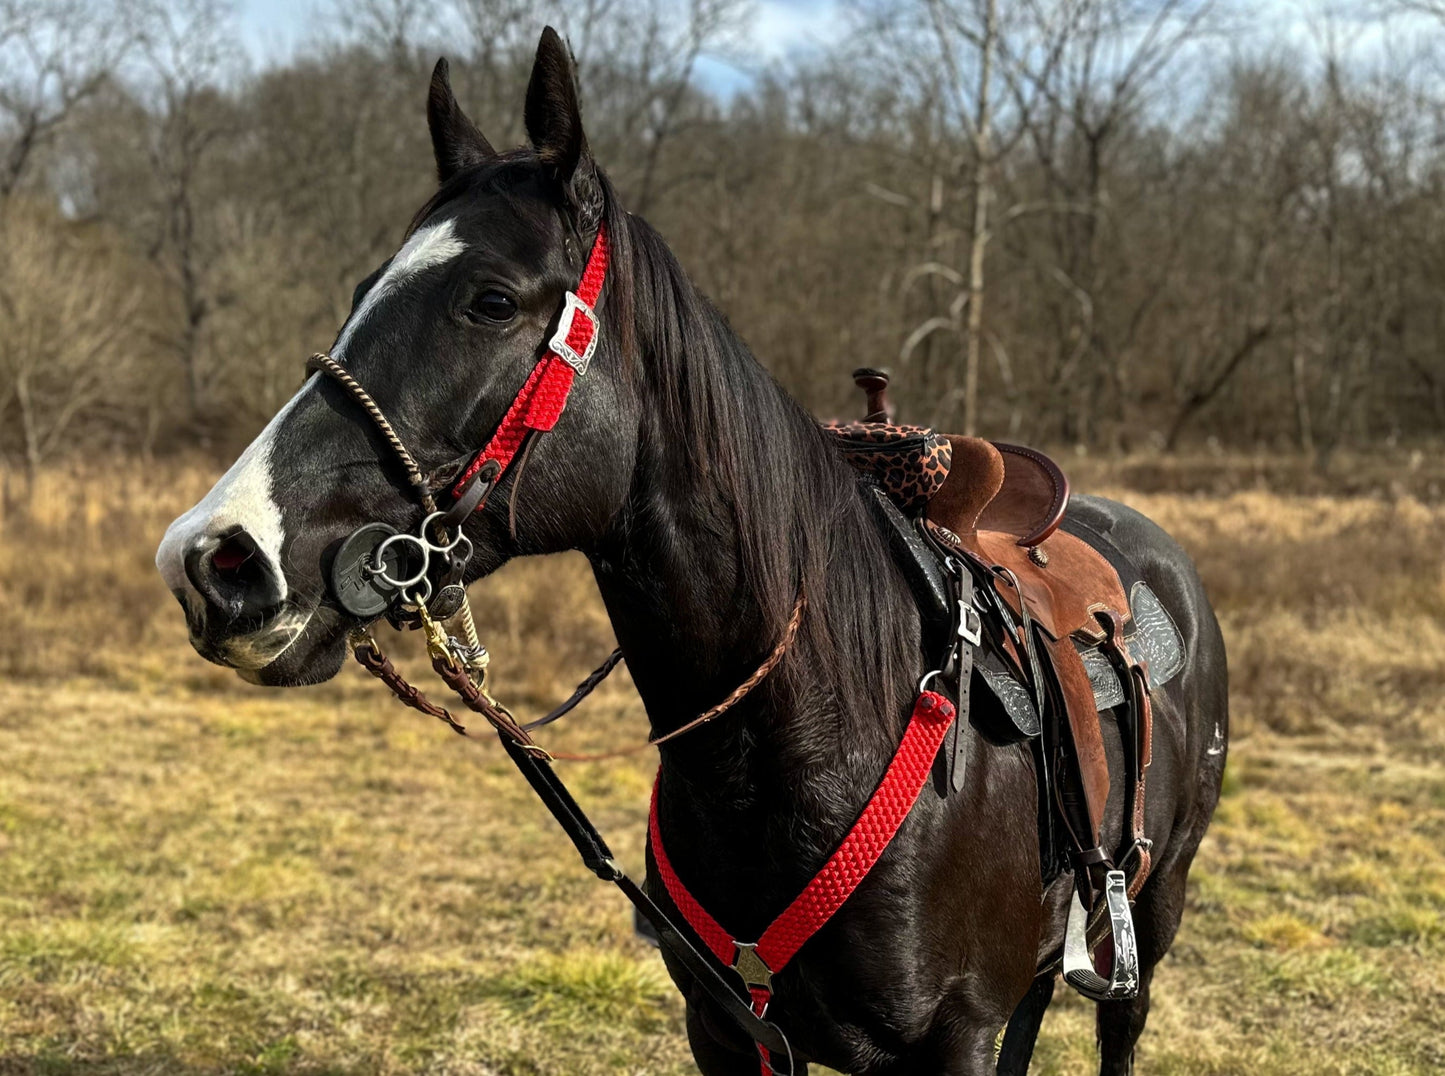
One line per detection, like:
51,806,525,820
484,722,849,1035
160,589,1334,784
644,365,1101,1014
469,290,517,323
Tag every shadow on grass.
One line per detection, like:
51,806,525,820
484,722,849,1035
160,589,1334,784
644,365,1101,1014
0,1054,373,1076
0,1032,379,1076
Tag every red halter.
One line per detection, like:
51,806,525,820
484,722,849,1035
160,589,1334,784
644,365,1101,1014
450,221,611,499
649,689,958,1073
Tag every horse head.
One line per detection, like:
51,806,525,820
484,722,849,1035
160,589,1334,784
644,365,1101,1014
156,29,638,685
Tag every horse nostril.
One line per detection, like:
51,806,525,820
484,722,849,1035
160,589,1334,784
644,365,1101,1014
208,530,279,604
184,528,284,623
211,532,257,579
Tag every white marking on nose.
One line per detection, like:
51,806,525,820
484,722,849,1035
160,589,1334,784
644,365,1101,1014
333,217,466,359
157,218,465,608
156,381,312,596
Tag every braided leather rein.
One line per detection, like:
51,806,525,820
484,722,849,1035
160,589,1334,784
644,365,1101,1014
348,586,805,762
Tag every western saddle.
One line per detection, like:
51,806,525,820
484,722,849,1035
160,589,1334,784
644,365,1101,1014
825,369,1158,1001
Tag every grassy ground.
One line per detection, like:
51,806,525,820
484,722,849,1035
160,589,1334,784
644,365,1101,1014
1,461,1443,1074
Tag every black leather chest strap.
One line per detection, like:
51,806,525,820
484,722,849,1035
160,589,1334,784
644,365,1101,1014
497,735,797,1066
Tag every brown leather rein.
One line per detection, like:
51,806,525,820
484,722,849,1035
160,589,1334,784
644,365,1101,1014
347,588,805,762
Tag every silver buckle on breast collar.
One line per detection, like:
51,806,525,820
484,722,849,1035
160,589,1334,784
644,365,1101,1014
549,291,599,374
958,600,983,648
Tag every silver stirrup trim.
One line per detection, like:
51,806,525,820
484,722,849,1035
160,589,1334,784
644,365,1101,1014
1062,869,1139,1000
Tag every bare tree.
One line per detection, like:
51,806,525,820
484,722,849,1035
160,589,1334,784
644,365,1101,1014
1006,0,1214,444
134,0,240,425
0,0,131,202
855,0,1043,434
0,210,144,485
1386,0,1445,16
558,0,750,213
923,0,1002,437
2,0,1443,462
332,0,446,70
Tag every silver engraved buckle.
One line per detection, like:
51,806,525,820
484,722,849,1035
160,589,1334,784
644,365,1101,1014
549,291,599,374
958,601,983,648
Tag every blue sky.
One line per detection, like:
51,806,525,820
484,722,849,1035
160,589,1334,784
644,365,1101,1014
234,0,1437,94
235,0,846,68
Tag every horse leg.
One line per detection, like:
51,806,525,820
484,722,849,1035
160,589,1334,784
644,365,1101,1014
940,1025,1017,1076
996,974,1055,1076
1094,966,1155,1076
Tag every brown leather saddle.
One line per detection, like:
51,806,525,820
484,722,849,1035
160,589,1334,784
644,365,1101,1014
824,368,1158,1001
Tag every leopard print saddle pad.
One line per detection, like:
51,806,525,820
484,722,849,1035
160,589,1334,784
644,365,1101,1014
822,421,952,514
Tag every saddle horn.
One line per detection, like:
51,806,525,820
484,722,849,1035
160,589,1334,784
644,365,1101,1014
853,367,893,424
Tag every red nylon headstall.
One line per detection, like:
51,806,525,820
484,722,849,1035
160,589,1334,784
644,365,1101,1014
450,221,611,499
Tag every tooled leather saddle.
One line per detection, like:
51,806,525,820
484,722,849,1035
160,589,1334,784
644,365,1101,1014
823,368,1182,1001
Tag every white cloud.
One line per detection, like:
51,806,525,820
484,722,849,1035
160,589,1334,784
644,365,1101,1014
748,0,850,59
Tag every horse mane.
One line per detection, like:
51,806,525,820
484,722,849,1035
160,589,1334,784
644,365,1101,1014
409,151,918,739
602,182,920,741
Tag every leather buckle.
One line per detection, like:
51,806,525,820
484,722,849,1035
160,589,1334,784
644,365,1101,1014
549,291,599,374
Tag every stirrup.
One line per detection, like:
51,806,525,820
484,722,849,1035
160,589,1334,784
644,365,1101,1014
1062,869,1139,1000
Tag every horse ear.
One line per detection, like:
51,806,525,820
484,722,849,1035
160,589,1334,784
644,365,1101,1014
524,27,601,223
427,57,495,184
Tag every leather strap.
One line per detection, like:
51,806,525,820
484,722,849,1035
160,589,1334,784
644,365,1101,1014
860,489,974,793
944,568,976,793
1096,609,1155,899
1043,634,1111,839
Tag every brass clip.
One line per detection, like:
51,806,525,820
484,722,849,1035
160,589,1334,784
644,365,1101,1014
417,604,458,668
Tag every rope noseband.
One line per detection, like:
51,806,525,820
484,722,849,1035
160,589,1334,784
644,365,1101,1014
307,352,439,514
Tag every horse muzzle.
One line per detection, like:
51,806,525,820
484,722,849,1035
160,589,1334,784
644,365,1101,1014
162,524,310,673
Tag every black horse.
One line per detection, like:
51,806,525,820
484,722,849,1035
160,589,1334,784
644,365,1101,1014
157,29,1227,1075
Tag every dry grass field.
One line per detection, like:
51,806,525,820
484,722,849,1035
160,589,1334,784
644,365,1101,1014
1,457,1443,1075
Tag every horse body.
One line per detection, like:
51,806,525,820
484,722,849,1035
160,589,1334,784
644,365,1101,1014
155,30,1226,1075
585,261,1228,1068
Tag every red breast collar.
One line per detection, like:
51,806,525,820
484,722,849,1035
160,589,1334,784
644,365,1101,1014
450,221,610,500
648,688,957,1073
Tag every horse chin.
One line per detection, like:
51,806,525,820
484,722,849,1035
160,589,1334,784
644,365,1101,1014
198,604,348,687
240,626,350,687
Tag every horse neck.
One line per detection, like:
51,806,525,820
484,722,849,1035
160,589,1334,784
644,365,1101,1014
588,220,920,813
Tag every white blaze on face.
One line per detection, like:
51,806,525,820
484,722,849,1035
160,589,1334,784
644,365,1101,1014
333,217,468,359
155,386,306,598
156,217,468,622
